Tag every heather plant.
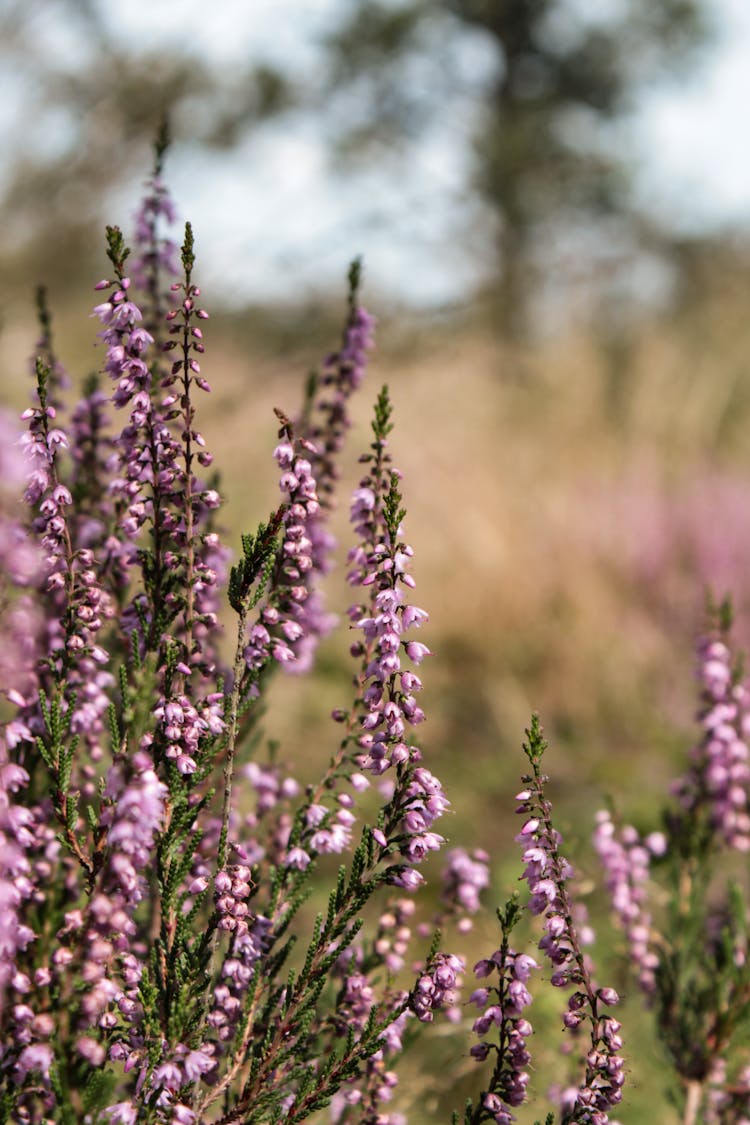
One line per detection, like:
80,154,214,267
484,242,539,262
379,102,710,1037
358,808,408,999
1,141,749,1125
594,604,750,1123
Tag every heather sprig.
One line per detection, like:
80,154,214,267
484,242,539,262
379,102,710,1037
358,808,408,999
517,716,624,1125
131,119,179,334
672,614,750,853
461,895,537,1125
289,257,376,675
595,613,750,1122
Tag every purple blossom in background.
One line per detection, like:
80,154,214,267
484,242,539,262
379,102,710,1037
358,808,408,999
130,168,179,315
672,631,750,851
0,411,43,705
441,847,491,931
291,287,376,673
0,735,34,1015
68,381,116,558
593,811,664,997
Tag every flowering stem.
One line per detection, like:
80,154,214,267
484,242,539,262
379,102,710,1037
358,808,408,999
199,871,399,1121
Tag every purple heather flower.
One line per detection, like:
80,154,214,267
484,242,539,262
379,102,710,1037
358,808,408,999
593,810,661,997
182,1045,216,1082
672,632,750,852
517,718,625,1122
469,935,538,1122
281,301,375,671
131,172,179,303
209,914,272,1042
104,1102,137,1124
0,740,35,1012
14,1041,53,1082
154,690,224,776
440,847,491,928
103,752,167,886
243,427,323,679
410,951,464,1022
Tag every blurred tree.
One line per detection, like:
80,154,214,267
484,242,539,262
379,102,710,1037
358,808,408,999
0,0,294,305
0,0,716,335
320,0,715,334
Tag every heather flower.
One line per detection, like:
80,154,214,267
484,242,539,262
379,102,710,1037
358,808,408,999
102,751,167,887
517,716,625,1123
672,630,750,852
0,416,44,707
17,361,116,787
441,847,491,930
377,900,417,976
241,420,322,684
104,1101,137,1124
593,811,662,997
410,951,464,1022
130,135,180,329
466,897,537,1124
289,263,376,671
93,242,158,595
0,736,35,1014
157,237,227,675
345,391,434,824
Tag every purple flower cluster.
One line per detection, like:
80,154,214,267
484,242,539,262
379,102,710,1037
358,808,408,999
100,749,167,912
346,458,430,765
68,382,116,557
243,431,321,679
0,412,43,706
704,1058,750,1123
372,897,416,974
130,172,179,310
469,945,538,1123
516,737,625,1123
593,811,664,997
673,633,750,852
20,397,71,568
161,276,223,661
440,847,491,931
310,304,376,510
18,377,116,775
214,861,255,935
208,857,273,1050
290,301,376,674
93,275,156,571
410,951,464,1022
0,736,35,1012
330,992,410,1125
350,587,429,776
153,689,224,776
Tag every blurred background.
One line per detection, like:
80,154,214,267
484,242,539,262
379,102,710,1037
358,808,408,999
2,0,750,1119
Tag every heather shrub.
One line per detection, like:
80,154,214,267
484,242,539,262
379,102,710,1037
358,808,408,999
1,145,749,1125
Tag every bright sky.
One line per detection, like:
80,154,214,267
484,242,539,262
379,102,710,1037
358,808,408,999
159,0,750,306
636,0,750,231
5,0,750,307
